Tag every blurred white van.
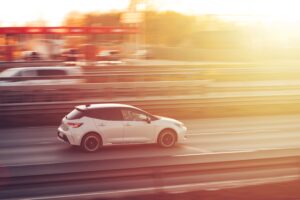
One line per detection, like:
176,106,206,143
0,66,83,86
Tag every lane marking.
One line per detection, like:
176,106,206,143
174,149,257,157
182,145,211,153
187,128,296,136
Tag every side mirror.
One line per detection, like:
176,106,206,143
140,115,151,123
146,117,151,124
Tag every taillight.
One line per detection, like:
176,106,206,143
67,122,83,128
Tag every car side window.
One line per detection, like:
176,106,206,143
22,70,36,77
88,108,123,121
121,109,134,121
13,71,22,77
37,69,66,76
121,109,148,121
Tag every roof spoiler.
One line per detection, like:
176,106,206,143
75,104,89,111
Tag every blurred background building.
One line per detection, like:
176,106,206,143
0,0,300,62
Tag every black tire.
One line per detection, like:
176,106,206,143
157,129,177,148
81,133,102,152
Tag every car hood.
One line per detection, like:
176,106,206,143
156,115,182,124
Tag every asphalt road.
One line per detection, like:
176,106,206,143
1,114,300,199
1,115,300,166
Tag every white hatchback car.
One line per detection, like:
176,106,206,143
58,103,187,152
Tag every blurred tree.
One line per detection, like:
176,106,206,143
144,11,197,46
62,10,244,49
84,12,121,26
63,12,121,27
63,12,123,45
63,11,85,26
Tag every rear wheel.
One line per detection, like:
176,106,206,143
81,133,102,152
158,129,177,148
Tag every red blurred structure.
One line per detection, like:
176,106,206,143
0,26,138,61
0,27,138,34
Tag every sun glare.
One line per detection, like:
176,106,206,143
1,0,300,26
154,0,300,25
0,0,129,26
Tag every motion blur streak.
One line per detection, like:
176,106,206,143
1,0,300,199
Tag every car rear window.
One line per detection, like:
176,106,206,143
37,69,67,76
87,108,123,121
67,109,85,120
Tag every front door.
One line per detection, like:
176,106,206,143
121,108,156,144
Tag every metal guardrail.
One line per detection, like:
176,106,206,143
2,91,300,127
0,80,210,103
0,70,300,126
1,92,300,116
2,79,300,104
4,155,299,185
1,148,300,199
2,76,300,126
2,65,300,85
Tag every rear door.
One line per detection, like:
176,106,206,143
89,108,124,144
37,69,68,85
20,69,37,85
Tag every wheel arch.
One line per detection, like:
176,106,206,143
157,128,178,143
80,131,103,146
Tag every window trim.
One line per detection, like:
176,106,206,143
121,107,158,121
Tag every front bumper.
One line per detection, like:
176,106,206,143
177,126,187,143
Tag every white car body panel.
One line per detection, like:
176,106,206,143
57,104,187,148
93,119,124,145
122,120,157,144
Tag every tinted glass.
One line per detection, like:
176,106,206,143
88,108,123,121
121,109,148,121
67,109,84,120
22,70,36,77
37,69,66,76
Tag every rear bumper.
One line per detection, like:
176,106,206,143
57,131,70,144
57,127,77,145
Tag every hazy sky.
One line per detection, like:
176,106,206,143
0,0,300,26
0,0,129,26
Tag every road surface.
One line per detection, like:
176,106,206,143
1,115,300,199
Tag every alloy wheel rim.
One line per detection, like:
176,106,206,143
162,133,174,147
85,136,99,151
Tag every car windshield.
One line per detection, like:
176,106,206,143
0,68,19,77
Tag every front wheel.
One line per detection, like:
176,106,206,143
158,129,177,148
81,133,102,152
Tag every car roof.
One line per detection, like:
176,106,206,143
7,66,80,71
76,103,137,111
0,66,81,76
